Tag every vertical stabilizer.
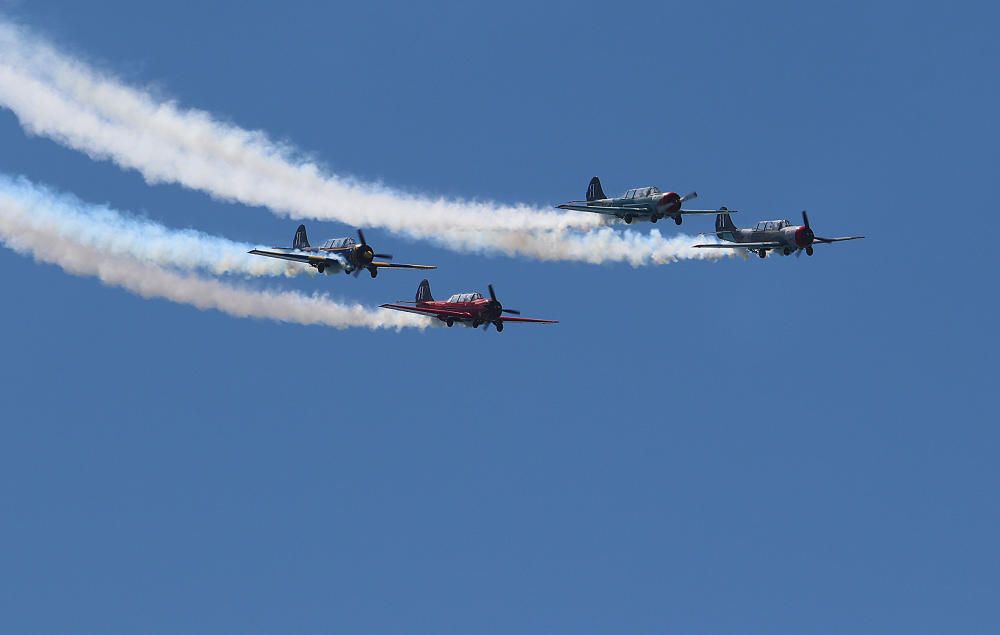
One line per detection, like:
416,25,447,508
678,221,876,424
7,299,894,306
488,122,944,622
292,224,310,250
715,207,737,238
415,279,434,303
586,177,607,202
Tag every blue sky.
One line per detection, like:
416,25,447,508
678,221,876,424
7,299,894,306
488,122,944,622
0,0,996,632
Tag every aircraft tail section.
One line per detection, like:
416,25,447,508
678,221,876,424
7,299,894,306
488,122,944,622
715,207,737,236
415,279,434,303
292,224,310,250
586,176,607,202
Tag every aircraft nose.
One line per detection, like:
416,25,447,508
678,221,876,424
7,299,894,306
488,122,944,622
358,245,374,263
795,226,814,247
658,192,681,211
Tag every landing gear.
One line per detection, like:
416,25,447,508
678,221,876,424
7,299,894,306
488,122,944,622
369,267,378,278
494,321,504,333
758,249,767,259
783,247,792,256
316,264,325,274
806,246,814,256
472,320,480,328
446,318,454,327
623,214,633,224
650,214,659,223
674,215,683,226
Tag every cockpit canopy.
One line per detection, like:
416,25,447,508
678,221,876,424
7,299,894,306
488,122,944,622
447,292,484,303
321,237,356,249
623,186,660,199
754,220,792,231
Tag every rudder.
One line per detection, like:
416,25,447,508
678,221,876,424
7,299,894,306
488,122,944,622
293,224,310,250
415,279,434,303
586,177,607,202
715,207,736,235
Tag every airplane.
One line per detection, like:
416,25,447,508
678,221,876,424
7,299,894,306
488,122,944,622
556,176,730,225
693,209,863,258
379,280,558,332
248,225,435,278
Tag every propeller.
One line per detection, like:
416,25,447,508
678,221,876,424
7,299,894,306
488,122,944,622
794,211,863,249
485,284,521,321
793,210,815,249
356,229,392,260
353,229,376,267
680,191,698,203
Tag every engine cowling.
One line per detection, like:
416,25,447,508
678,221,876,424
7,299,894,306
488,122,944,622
355,244,375,266
793,226,814,248
484,300,503,322
657,192,682,214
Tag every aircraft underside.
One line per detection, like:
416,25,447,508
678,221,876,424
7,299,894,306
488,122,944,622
439,316,504,331
745,244,815,258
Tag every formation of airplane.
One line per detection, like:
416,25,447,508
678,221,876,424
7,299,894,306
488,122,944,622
246,180,865,333
249,225,435,278
693,210,864,258
557,176,727,225
380,280,558,332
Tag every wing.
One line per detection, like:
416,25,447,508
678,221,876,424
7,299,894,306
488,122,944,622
559,204,737,216
379,303,472,319
499,316,559,324
557,203,646,215
370,261,437,270
813,236,864,244
248,248,346,267
692,242,782,249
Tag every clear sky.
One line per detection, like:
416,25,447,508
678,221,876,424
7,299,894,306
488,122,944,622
0,0,996,632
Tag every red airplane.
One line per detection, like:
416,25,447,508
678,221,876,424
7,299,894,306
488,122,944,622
380,280,558,332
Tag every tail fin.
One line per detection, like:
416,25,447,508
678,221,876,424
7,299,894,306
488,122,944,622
715,207,737,236
586,176,607,202
292,224,310,250
415,279,434,303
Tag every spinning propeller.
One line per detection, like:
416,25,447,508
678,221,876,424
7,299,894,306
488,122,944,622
482,284,520,330
357,229,393,260
679,191,698,204
352,229,393,275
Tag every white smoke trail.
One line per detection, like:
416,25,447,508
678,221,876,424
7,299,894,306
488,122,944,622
0,180,426,331
0,19,731,266
0,173,306,278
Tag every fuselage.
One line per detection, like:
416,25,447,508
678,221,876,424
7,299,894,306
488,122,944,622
416,297,501,327
283,237,375,274
591,187,684,219
720,219,815,255
558,180,707,224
